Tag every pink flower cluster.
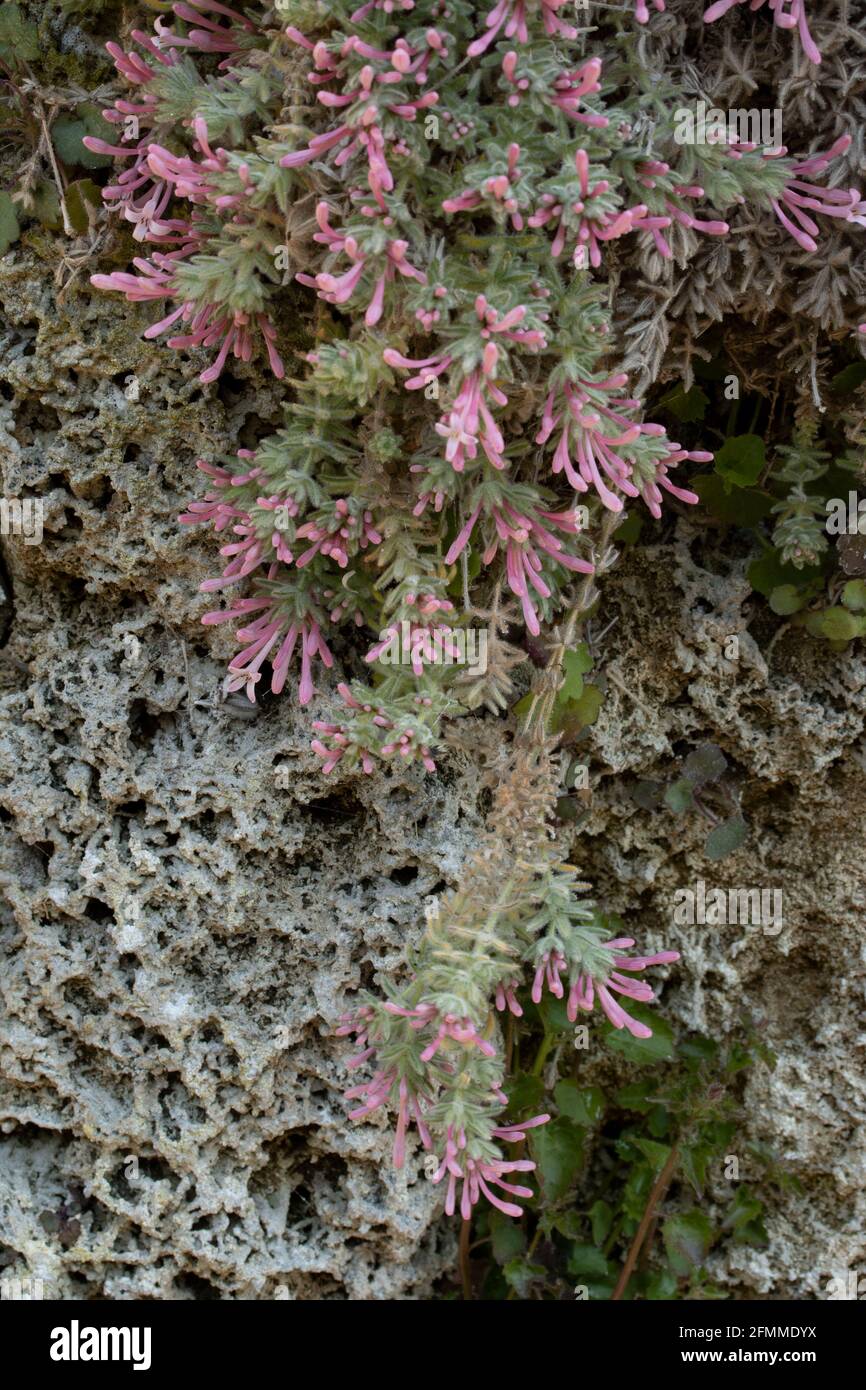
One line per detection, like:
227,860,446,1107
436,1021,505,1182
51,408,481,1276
337,1004,551,1216
179,454,294,586
537,374,709,517
297,201,426,326
444,501,594,636
366,595,461,676
312,683,440,774
703,0,820,66
432,1117,549,1219
88,10,286,383
634,0,819,67
281,30,442,208
468,0,578,56
529,149,651,269
201,594,333,704
526,939,681,1039
766,135,865,253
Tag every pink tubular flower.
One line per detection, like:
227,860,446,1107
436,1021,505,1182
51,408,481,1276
179,455,298,579
443,141,528,230
631,161,729,256
567,940,680,1037
366,621,463,675
494,979,524,1017
768,135,863,252
432,1120,549,1218
531,950,567,1003
467,0,577,58
634,0,665,21
388,296,545,473
280,37,439,207
637,443,709,519
202,595,333,704
91,246,284,385
703,0,821,66
549,59,609,128
351,0,415,20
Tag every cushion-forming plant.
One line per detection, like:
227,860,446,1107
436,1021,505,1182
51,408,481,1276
86,0,864,1220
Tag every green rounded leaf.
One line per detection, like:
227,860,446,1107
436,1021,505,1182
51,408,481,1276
664,777,694,814
713,433,766,488
53,105,114,170
682,743,728,786
662,1210,714,1277
704,813,747,861
842,579,866,613
530,1117,584,1201
809,606,864,642
769,584,808,616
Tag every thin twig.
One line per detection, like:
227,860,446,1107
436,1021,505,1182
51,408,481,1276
459,1218,473,1300
610,1143,679,1301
